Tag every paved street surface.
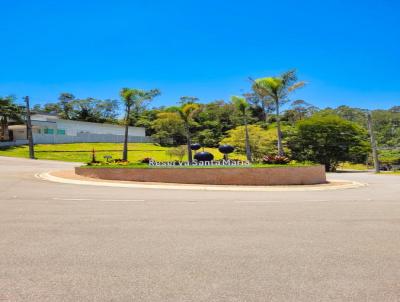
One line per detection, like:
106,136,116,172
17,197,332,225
1,156,399,302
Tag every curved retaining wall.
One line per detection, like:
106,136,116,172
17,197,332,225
75,165,326,186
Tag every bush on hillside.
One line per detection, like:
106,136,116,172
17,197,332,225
262,155,290,164
221,124,291,160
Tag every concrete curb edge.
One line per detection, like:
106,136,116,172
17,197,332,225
36,171,367,192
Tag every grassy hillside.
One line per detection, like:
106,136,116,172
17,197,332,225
0,143,245,163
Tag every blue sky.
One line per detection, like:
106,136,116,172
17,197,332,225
1,0,399,109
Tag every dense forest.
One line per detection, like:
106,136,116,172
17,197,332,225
28,93,399,146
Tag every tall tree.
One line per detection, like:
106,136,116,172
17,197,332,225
43,103,62,115
58,93,75,119
196,100,238,143
244,92,273,123
178,96,199,106
151,111,185,145
71,98,119,123
0,96,23,141
120,88,160,161
221,125,282,160
95,99,120,122
288,114,369,171
283,100,318,124
253,70,305,156
231,96,252,161
176,103,201,164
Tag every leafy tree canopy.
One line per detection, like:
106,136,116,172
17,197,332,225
288,114,369,171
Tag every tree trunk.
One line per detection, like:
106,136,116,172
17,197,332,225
0,118,9,141
324,161,337,172
367,111,380,173
186,125,192,164
244,115,252,162
25,96,35,159
261,98,267,123
122,105,131,161
276,100,284,156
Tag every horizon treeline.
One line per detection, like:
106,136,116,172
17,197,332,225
28,93,399,149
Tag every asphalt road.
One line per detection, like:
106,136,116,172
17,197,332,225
1,157,400,302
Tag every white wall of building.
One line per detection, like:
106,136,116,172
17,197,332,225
11,128,26,140
28,114,146,137
29,114,56,122
7,115,151,144
31,133,153,144
54,119,145,137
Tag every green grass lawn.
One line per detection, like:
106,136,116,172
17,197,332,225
337,162,370,170
337,162,400,174
380,171,400,175
0,143,245,163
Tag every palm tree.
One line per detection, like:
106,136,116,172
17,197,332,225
244,92,273,123
120,88,160,161
0,96,23,141
231,96,252,161
176,103,200,164
253,69,305,156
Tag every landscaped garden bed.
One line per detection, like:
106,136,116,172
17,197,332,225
76,164,326,186
81,162,315,169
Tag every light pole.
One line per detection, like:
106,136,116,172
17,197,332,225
366,111,379,173
24,96,35,159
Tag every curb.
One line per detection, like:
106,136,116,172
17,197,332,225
36,171,367,192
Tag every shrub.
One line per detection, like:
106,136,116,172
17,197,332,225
140,157,153,164
86,161,101,165
112,158,128,163
262,155,290,164
165,145,186,161
379,150,400,165
98,158,129,166
221,124,291,160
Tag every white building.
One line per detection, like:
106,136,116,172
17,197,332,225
8,114,151,145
